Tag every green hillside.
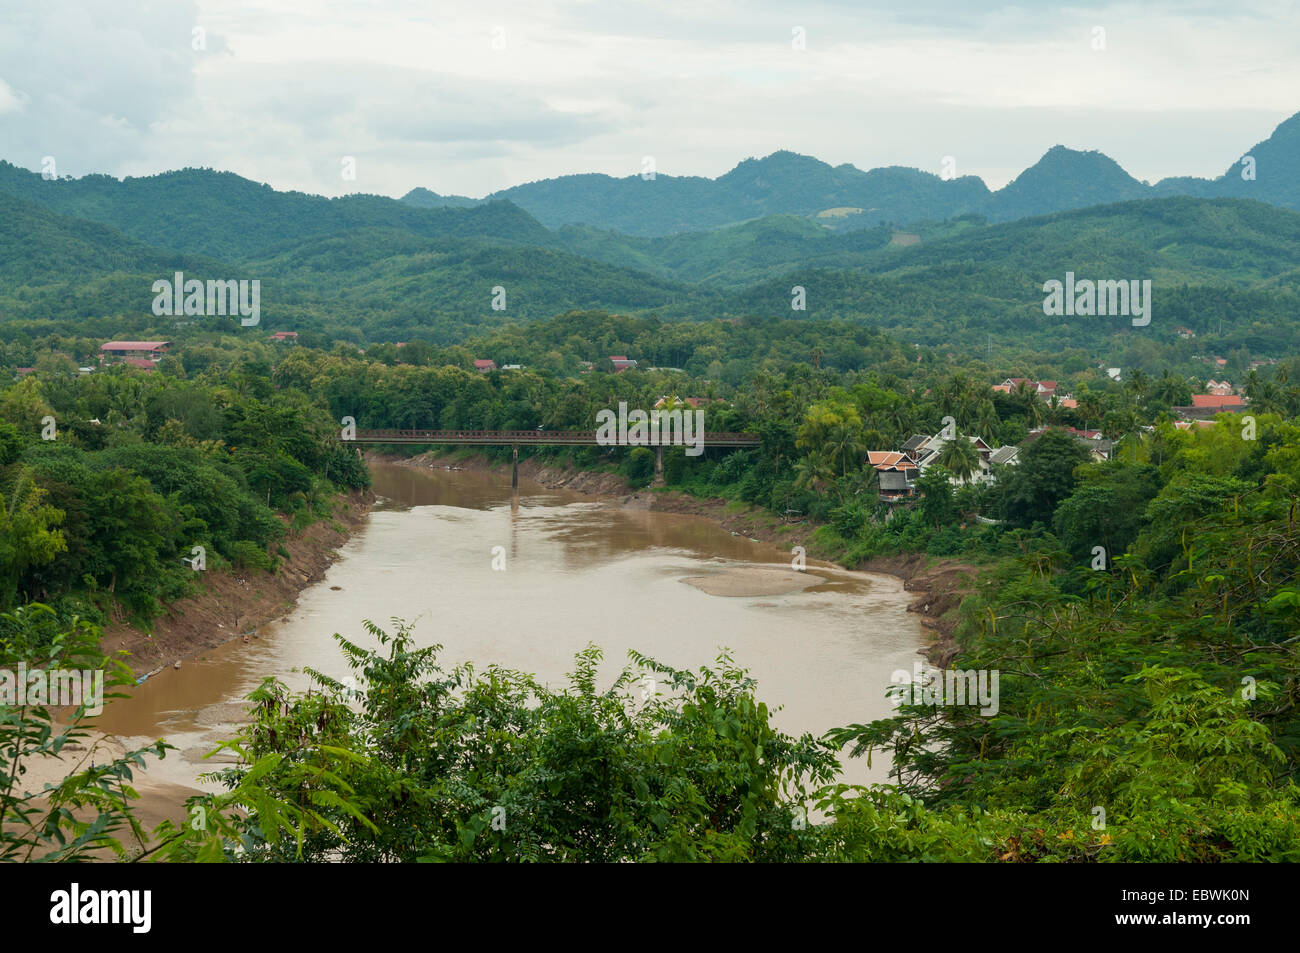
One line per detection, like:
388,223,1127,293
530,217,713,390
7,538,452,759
0,162,552,260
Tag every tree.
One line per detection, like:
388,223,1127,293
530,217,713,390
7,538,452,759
936,434,982,485
797,401,865,478
0,469,66,608
1053,463,1161,565
916,465,956,528
995,429,1090,528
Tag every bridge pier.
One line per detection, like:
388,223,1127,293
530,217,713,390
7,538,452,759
654,446,665,486
511,445,519,489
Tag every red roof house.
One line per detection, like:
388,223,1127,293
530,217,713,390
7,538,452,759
101,341,170,360
1191,394,1245,409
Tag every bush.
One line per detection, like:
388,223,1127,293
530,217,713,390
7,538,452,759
623,447,655,488
228,540,272,571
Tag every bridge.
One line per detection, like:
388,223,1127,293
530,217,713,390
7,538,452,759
343,429,761,486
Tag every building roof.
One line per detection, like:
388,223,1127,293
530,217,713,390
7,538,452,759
901,434,929,452
866,451,917,470
101,341,170,351
122,358,157,371
1191,394,1245,408
473,359,496,369
988,446,1020,465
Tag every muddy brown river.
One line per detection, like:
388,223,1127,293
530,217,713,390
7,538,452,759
95,462,926,790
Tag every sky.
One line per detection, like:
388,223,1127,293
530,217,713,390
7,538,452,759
1,0,1297,199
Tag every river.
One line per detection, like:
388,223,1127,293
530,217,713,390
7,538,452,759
95,461,927,790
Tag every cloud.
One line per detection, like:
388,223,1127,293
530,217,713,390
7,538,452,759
0,0,1295,197
0,78,27,114
0,0,219,173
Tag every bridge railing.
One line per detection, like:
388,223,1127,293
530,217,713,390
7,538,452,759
344,429,761,444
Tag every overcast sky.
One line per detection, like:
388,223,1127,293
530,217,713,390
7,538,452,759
1,0,1297,198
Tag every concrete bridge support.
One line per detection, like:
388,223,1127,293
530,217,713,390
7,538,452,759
654,445,665,486
512,445,519,489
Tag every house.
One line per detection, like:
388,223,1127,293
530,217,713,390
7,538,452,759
1176,326,1196,339
121,358,157,372
654,396,719,410
1192,394,1245,409
992,377,1031,394
610,356,638,373
269,331,298,343
900,433,999,485
1172,394,1247,419
992,378,1058,400
866,451,919,502
1205,379,1234,396
1174,420,1216,430
501,364,523,371
915,434,997,485
474,359,497,373
100,341,170,363
900,434,931,462
15,367,35,378
988,446,1020,467
1106,368,1121,381
1079,438,1115,462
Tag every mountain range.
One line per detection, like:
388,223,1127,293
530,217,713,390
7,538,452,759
3,110,1300,360
404,111,1300,236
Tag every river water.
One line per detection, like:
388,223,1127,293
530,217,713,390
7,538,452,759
95,462,926,790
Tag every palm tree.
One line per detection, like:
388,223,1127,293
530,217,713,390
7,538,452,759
794,450,836,493
1125,368,1149,406
1013,381,1044,427
1076,394,1104,430
1151,369,1185,407
973,400,1001,444
936,434,982,485
825,419,865,477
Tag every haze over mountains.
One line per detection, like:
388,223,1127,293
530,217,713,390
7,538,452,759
404,111,1300,236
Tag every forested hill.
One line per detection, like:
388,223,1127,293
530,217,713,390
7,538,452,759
0,162,552,260
399,110,1300,235
552,197,1300,290
0,191,219,284
5,144,1300,358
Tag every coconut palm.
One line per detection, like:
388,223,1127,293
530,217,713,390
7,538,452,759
936,433,982,485
793,450,836,493
1076,394,1104,430
973,400,1001,444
